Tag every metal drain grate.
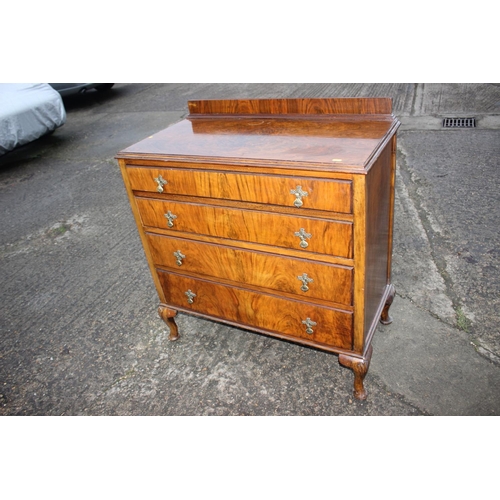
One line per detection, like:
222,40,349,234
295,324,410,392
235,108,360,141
443,117,476,128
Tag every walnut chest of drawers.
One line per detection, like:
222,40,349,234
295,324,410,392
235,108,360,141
116,98,400,400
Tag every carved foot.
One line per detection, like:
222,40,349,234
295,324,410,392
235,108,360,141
339,345,373,400
158,304,179,341
380,284,396,325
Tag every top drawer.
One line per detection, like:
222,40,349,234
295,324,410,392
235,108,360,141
126,166,352,214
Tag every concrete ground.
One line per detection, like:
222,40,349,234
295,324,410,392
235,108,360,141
1,83,499,416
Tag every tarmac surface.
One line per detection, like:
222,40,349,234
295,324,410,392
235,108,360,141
1,83,499,416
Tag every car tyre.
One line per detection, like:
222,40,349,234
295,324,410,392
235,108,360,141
95,84,114,91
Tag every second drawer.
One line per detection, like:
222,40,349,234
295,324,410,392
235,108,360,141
136,197,353,258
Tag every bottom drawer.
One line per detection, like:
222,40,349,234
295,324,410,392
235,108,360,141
158,271,353,350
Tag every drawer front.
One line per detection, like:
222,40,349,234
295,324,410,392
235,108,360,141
136,197,353,258
158,271,353,350
127,166,352,213
147,233,353,305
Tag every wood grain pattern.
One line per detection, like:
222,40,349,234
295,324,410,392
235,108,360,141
117,114,397,169
158,305,179,340
135,197,353,258
117,97,400,400
147,233,353,305
144,227,354,267
117,159,167,303
123,158,354,180
339,345,373,400
352,173,367,353
158,271,353,350
386,134,398,284
188,98,392,116
363,141,392,336
380,284,396,325
127,166,353,214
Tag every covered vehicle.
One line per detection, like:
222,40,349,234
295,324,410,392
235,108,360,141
0,83,66,156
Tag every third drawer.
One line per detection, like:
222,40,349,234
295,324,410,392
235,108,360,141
147,233,353,306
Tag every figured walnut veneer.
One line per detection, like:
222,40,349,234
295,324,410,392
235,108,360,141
117,98,400,400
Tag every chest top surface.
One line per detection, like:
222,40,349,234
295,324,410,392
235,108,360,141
116,98,400,172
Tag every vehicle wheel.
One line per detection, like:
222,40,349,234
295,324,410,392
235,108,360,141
95,84,114,91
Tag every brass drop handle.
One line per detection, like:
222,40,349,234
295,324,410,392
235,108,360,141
297,273,313,292
294,228,312,248
185,289,196,304
302,317,317,334
290,185,308,208
164,210,177,228
154,174,168,193
173,250,185,266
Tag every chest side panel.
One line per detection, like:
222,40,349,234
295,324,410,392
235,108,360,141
363,141,394,336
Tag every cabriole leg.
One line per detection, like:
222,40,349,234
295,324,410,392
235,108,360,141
380,284,396,325
339,345,373,400
158,304,179,341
